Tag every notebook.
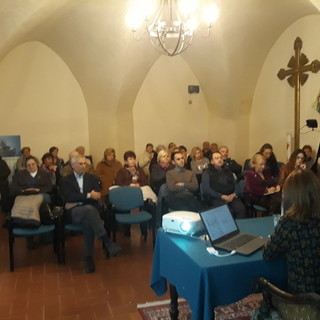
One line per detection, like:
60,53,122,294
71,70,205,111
199,205,268,255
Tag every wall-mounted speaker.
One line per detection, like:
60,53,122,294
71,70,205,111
188,85,200,94
306,119,318,128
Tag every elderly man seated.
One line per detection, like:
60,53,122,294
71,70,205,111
59,154,121,273
62,150,95,177
202,152,246,219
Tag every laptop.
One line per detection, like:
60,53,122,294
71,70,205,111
199,205,268,255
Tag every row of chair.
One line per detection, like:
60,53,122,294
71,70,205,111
7,186,156,271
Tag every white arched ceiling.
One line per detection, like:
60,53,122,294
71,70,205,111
0,41,89,160
0,0,318,159
133,55,209,155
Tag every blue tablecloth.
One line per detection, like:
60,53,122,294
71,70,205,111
151,216,287,320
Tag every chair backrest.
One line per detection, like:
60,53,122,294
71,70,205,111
256,277,320,320
243,158,251,173
109,186,144,211
236,179,245,199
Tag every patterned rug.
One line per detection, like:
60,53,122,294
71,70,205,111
137,299,191,320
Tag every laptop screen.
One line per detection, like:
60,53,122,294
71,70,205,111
200,205,239,242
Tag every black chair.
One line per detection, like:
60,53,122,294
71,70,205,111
254,277,320,320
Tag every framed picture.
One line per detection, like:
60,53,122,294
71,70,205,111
0,135,21,157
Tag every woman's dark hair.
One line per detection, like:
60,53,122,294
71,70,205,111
171,151,182,161
42,152,53,162
259,143,273,153
123,151,136,161
49,146,58,153
25,155,39,166
283,169,320,220
287,149,306,170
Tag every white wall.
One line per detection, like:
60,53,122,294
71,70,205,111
0,41,89,162
133,55,209,156
251,15,320,162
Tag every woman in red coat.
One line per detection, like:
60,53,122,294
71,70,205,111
244,153,281,215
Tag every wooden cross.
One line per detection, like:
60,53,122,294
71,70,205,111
277,37,320,150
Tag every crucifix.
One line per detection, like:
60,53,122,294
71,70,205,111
277,37,320,150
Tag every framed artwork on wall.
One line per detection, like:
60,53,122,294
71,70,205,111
0,135,21,157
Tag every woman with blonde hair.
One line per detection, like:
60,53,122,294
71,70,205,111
264,169,320,294
190,146,209,183
150,149,174,195
96,148,122,202
244,153,280,215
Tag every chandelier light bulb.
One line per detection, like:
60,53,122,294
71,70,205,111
179,0,197,17
203,3,219,26
127,0,219,56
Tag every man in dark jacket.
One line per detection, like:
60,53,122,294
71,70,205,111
0,156,11,212
202,152,246,219
59,154,121,273
219,146,242,180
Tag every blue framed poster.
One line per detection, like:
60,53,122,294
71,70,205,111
0,135,21,157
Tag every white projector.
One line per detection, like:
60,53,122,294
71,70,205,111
162,211,204,236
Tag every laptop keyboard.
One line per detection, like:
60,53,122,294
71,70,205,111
221,234,256,250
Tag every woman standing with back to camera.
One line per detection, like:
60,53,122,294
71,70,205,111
263,169,320,294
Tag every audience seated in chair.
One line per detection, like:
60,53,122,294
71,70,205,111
138,143,155,180
150,150,174,195
179,145,192,170
244,153,281,216
202,140,211,160
15,146,31,172
11,155,53,202
75,145,93,165
49,146,65,175
95,148,122,203
166,151,202,212
62,150,96,177
0,156,11,212
40,152,61,186
202,152,246,219
190,146,209,185
259,143,279,179
219,146,242,181
278,149,307,188
59,154,121,274
263,169,320,295
114,150,157,204
149,144,166,173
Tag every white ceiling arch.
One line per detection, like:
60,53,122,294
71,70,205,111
0,0,318,117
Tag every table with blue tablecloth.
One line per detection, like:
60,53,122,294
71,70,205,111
151,216,287,320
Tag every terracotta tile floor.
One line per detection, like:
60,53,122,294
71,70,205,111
0,214,169,320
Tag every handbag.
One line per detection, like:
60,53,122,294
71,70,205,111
11,194,43,228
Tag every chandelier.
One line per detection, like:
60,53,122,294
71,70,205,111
126,0,219,57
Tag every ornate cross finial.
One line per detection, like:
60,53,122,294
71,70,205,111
277,37,320,149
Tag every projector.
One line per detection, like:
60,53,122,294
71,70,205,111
162,211,204,236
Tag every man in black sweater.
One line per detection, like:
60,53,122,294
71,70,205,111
202,152,246,219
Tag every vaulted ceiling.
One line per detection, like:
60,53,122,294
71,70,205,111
0,0,318,116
